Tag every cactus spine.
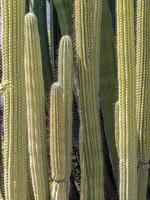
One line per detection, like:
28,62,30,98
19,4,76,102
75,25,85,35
116,0,137,199
74,0,104,199
1,0,27,199
50,82,68,199
24,13,50,200
136,1,150,199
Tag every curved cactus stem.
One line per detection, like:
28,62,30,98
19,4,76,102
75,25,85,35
24,13,50,200
136,0,150,199
74,0,104,199
1,0,27,199
116,0,137,199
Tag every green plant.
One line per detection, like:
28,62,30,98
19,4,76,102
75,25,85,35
1,0,27,199
24,12,50,200
136,1,150,199
74,0,104,199
116,0,137,199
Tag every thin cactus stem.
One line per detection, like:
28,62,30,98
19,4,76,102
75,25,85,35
136,0,150,199
50,82,68,200
24,13,50,200
1,0,27,199
116,0,137,199
74,0,104,199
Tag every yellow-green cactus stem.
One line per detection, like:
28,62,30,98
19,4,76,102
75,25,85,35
24,13,50,200
136,1,150,199
58,35,73,195
74,0,104,199
114,101,119,155
116,0,137,199
50,82,68,199
1,0,27,199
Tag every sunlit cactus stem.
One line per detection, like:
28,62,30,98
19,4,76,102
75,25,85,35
136,0,150,199
74,0,104,199
116,0,137,199
1,0,27,199
24,13,50,200
50,82,69,200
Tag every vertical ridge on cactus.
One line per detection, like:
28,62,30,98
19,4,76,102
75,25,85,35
116,0,137,199
74,0,104,199
136,0,150,199
24,12,50,200
1,0,27,199
115,101,119,156
50,82,68,200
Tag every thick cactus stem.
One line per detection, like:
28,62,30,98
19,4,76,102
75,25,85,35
24,13,50,200
50,82,68,200
74,0,104,199
1,0,27,199
58,35,73,182
136,1,150,199
116,0,137,199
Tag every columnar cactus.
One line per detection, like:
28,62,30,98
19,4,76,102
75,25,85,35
50,82,68,200
116,0,137,199
1,0,27,199
136,1,150,199
114,101,119,155
58,35,73,191
24,13,50,200
74,0,104,199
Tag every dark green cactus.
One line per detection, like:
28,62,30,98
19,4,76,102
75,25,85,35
74,0,104,199
24,12,50,200
136,1,150,199
116,0,137,199
1,0,27,199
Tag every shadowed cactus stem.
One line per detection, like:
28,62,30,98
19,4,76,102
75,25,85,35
136,0,150,199
24,13,50,200
1,0,27,199
74,0,104,199
116,0,137,199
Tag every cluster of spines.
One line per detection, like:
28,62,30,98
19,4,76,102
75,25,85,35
74,0,104,199
1,1,27,199
136,0,150,199
24,13,50,200
116,0,137,199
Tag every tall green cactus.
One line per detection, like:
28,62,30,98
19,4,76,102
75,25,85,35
58,35,73,184
24,13,50,200
29,0,53,94
1,0,27,199
116,0,137,199
74,0,104,199
50,82,69,199
136,1,150,199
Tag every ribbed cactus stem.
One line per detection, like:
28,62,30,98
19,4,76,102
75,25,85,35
136,1,150,199
50,82,68,200
75,0,104,199
114,101,119,155
116,0,137,199
58,35,73,191
1,0,27,199
24,13,50,200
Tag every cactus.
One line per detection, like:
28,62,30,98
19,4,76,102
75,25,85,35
100,0,118,180
114,101,119,155
24,13,50,200
74,0,104,199
29,0,53,94
136,1,150,199
1,0,27,199
116,0,137,199
58,35,73,183
50,82,69,199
